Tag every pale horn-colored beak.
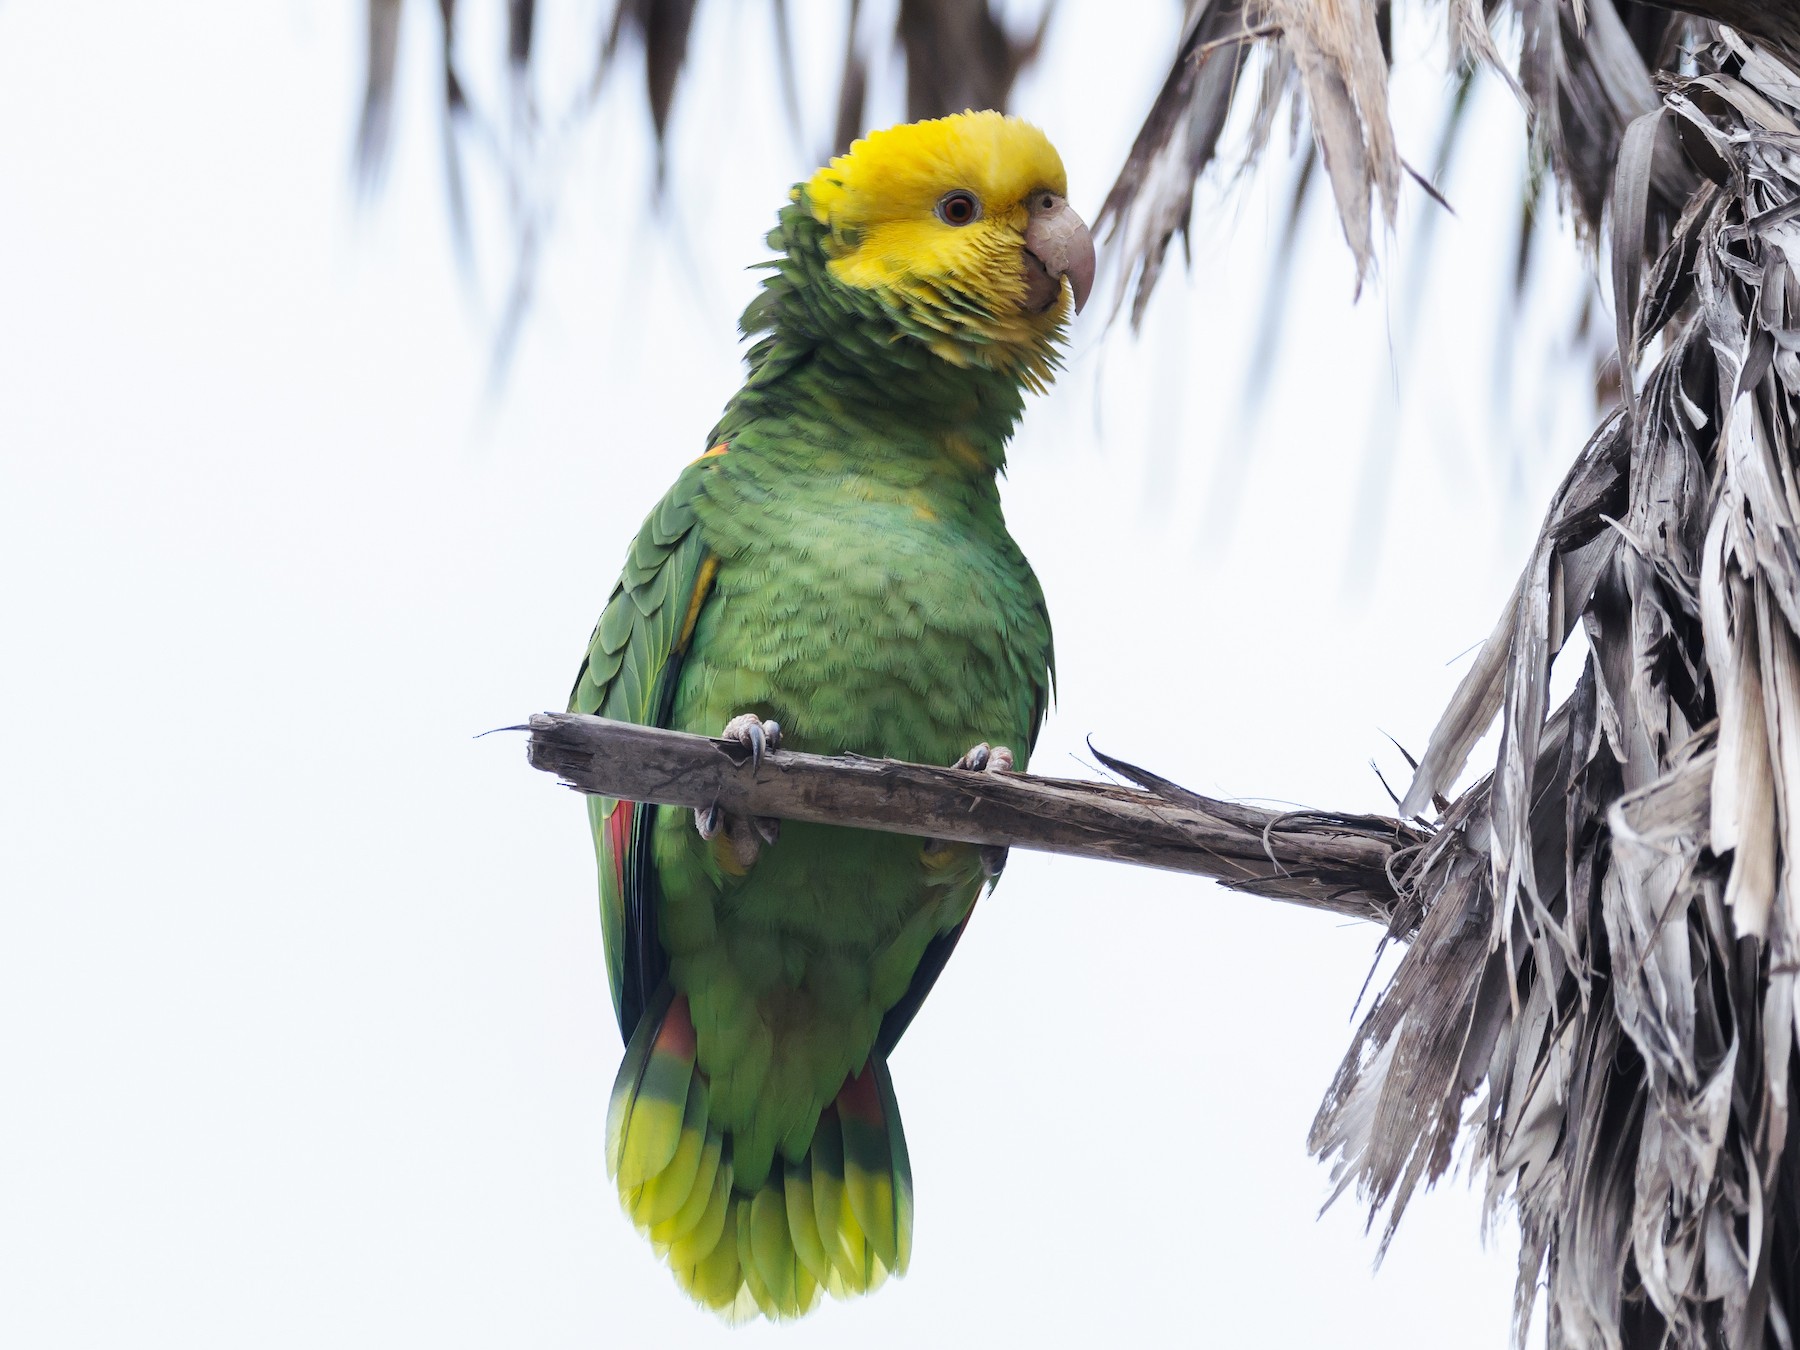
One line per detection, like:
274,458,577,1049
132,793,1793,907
1023,195,1097,315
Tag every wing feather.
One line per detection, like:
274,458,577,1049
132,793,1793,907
570,456,724,1039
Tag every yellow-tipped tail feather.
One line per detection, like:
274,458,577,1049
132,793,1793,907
608,990,913,1321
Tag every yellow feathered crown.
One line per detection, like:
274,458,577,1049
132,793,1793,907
798,111,1075,377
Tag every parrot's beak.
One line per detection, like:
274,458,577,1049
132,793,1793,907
1023,198,1097,315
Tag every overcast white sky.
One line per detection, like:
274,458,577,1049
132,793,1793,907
2,2,1607,1346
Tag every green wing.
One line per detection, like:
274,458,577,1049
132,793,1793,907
568,457,721,1041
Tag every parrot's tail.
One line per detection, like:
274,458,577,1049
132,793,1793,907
606,988,913,1322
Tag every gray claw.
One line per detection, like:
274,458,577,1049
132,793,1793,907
700,715,787,857
722,714,783,771
954,742,1014,775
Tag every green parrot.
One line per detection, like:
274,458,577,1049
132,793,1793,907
567,110,1094,1320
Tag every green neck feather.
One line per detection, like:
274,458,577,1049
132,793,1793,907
709,200,1052,474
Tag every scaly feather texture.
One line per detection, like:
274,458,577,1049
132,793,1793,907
568,111,1077,1319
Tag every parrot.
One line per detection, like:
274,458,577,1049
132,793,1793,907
567,110,1094,1321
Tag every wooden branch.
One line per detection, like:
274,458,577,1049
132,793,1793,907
525,713,1430,928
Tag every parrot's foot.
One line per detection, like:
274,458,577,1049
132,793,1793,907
953,742,1014,775
720,713,782,771
942,742,1015,880
694,714,784,866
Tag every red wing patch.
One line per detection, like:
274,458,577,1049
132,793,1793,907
606,800,635,899
655,992,697,1059
836,1063,885,1126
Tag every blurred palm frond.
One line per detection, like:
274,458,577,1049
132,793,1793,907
352,0,1051,377
352,0,1053,200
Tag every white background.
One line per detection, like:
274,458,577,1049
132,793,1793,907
1,2,1604,1345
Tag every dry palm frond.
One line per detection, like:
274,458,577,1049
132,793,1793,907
1096,0,1696,320
1312,26,1800,1344
1096,5,1800,1341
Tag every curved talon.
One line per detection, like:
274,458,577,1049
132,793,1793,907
697,714,787,861
953,742,1014,775
721,713,783,771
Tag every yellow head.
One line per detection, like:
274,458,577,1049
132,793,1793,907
800,111,1095,379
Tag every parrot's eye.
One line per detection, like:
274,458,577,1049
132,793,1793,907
936,190,981,226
